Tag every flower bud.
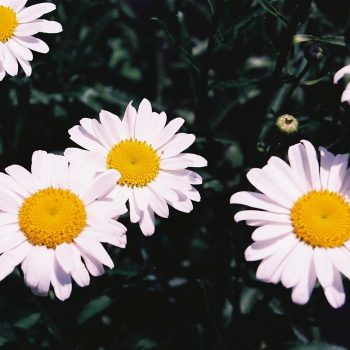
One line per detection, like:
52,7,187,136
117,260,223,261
275,114,299,134
304,43,324,63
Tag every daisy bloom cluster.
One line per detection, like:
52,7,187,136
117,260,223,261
231,140,350,308
0,151,127,300
334,64,350,104
0,0,62,80
65,98,207,236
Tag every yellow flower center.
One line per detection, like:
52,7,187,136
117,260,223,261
0,6,18,43
291,190,350,248
19,188,87,249
106,139,160,187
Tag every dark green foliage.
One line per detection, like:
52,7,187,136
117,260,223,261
1,0,350,349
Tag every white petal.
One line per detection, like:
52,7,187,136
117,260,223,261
327,154,349,192
14,22,42,36
5,164,40,193
246,168,293,208
74,236,114,269
55,243,75,274
0,231,26,254
135,98,154,142
327,247,350,280
158,133,195,159
230,191,289,214
51,257,72,301
334,64,350,84
32,247,53,296
133,187,149,210
139,207,155,236
99,110,127,143
147,187,169,218
17,3,56,23
341,88,350,103
244,234,295,261
319,147,335,190
281,241,313,288
291,254,316,305
16,56,32,76
251,224,293,241
7,39,33,61
0,213,18,225
8,0,27,12
154,118,185,150
13,36,49,53
0,241,32,282
128,190,141,223
78,246,105,277
0,191,20,213
81,169,120,205
1,43,18,76
121,101,137,138
324,268,345,308
234,210,290,224
256,236,299,282
23,245,46,289
33,19,62,33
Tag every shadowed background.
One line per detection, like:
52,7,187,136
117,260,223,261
1,0,350,349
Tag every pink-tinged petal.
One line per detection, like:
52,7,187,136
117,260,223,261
2,43,18,76
154,118,185,150
334,64,350,84
7,39,33,61
22,245,46,289
291,254,316,305
16,56,31,76
99,110,127,144
319,147,335,190
288,143,313,192
133,187,149,210
121,101,137,138
13,36,49,53
158,133,195,159
92,119,113,149
14,22,42,36
81,169,120,205
328,247,350,280
234,210,290,224
7,0,27,12
327,154,349,192
148,181,178,203
0,213,18,225
341,88,350,103
300,140,321,190
17,3,56,23
313,247,334,287
0,191,20,213
5,164,40,193
324,269,345,308
246,168,293,208
55,243,75,274
135,98,154,142
160,157,192,170
0,241,32,282
251,224,293,241
33,19,62,33
281,242,313,288
68,125,107,154
74,236,114,269
256,237,298,282
71,246,90,287
244,234,295,261
51,257,72,301
128,190,141,223
139,207,155,236
147,187,169,218
77,245,105,277
230,191,289,214
31,247,53,296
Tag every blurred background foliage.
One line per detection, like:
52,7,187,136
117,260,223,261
1,0,350,349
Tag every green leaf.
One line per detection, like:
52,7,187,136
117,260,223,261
293,34,345,46
257,0,289,28
77,295,113,325
14,313,41,330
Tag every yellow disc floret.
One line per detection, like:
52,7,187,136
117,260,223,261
0,6,18,43
291,190,350,248
106,138,160,187
19,188,87,249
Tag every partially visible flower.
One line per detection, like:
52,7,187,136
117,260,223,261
0,1,62,80
65,98,207,236
275,114,299,134
231,140,350,308
334,64,350,104
0,151,127,300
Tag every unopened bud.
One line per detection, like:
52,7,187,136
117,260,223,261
275,114,299,134
304,43,324,63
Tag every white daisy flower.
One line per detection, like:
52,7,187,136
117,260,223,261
65,98,207,236
0,0,62,80
334,64,350,104
231,140,350,308
0,150,127,301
